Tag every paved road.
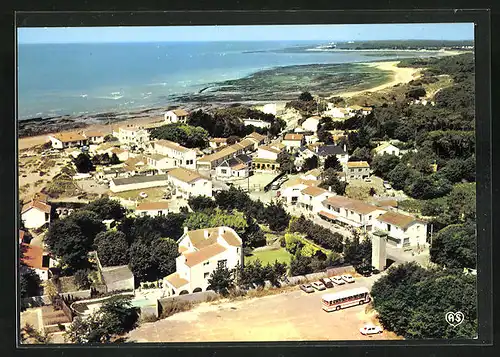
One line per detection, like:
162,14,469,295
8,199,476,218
127,274,398,342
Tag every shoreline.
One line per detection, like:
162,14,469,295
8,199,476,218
17,53,451,151
333,60,421,98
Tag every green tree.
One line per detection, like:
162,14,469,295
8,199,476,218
324,155,343,171
371,154,400,178
95,231,129,267
350,147,372,163
406,86,427,99
299,91,314,102
265,202,290,232
289,251,312,276
343,233,372,267
319,168,347,195
187,195,217,211
207,265,235,296
152,238,179,278
74,153,94,173
277,150,294,173
284,233,303,255
85,197,127,221
302,155,318,171
430,223,476,269
65,296,138,343
110,153,121,165
128,240,155,283
150,124,209,148
20,268,41,298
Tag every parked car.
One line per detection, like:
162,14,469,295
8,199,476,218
300,284,315,293
359,324,383,335
331,276,345,285
311,281,326,291
319,277,334,289
341,274,355,283
371,266,380,275
383,181,392,190
139,192,148,198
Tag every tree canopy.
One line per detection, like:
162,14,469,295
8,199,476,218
430,223,476,269
95,231,129,267
371,262,477,339
84,197,127,221
150,123,209,148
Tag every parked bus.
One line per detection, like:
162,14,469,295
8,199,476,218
321,287,371,312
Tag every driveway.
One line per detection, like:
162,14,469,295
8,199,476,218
127,275,399,342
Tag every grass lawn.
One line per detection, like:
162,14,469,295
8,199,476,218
112,187,167,202
246,247,293,265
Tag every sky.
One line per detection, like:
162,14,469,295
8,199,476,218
17,23,474,44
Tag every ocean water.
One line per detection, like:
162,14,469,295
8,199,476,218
17,41,440,120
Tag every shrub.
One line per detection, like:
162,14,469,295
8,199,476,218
141,313,159,323
159,299,194,319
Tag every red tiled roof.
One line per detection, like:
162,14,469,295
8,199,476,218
21,200,51,214
221,231,242,247
377,211,418,229
165,273,189,288
136,202,169,211
20,244,48,270
301,186,329,197
284,133,304,141
182,243,227,267
319,211,337,220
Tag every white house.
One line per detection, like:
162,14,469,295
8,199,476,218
209,138,228,150
113,125,150,148
65,147,82,159
346,161,371,180
245,132,266,146
20,244,55,281
373,142,401,157
279,179,316,206
300,168,322,181
48,132,88,150
21,199,51,229
215,154,252,180
163,226,243,296
164,109,189,124
319,196,386,232
152,140,197,170
197,140,255,171
325,106,350,119
167,167,213,199
109,174,170,193
243,118,271,129
83,130,106,144
146,153,176,174
257,145,281,161
373,211,427,248
109,147,130,162
135,201,170,217
282,133,305,152
301,116,321,132
298,186,335,213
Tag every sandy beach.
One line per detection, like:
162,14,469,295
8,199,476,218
334,61,421,98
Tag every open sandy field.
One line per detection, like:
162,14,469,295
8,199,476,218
128,275,401,343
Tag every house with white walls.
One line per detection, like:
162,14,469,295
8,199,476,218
282,133,305,152
373,211,427,248
301,116,321,132
373,142,401,157
298,186,335,213
164,109,189,124
48,132,88,150
146,153,176,174
21,199,51,229
319,196,386,232
215,154,252,179
167,167,213,199
20,244,56,281
83,130,106,144
152,139,197,170
135,202,170,217
163,226,243,296
112,125,150,148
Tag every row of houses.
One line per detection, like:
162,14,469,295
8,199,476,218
278,168,427,248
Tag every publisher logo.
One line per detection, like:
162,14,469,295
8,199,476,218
445,311,465,327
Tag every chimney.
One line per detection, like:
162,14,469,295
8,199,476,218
315,146,319,153
343,144,347,152
328,186,332,192
183,226,188,235
218,227,225,236
204,230,209,239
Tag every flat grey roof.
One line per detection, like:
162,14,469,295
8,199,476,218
112,174,170,186
101,265,134,284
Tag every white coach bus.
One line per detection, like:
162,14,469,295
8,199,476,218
322,287,371,312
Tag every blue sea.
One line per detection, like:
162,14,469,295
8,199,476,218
17,41,441,120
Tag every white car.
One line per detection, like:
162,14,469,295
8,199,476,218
364,177,372,183
331,276,345,285
341,274,355,283
360,324,383,335
139,192,148,198
311,281,326,291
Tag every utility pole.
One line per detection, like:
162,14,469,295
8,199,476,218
430,223,433,248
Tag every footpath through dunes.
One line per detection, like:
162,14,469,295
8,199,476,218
334,61,421,99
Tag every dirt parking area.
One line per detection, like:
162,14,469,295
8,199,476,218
128,277,400,342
